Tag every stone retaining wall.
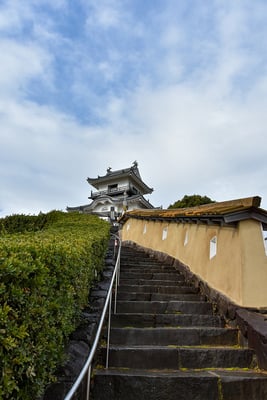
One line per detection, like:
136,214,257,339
41,238,115,400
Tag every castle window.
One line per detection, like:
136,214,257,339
108,184,118,193
162,226,168,240
261,225,267,256
143,223,147,234
184,230,189,246
209,236,217,259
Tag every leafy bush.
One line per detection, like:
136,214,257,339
168,194,215,209
0,210,61,235
0,212,110,399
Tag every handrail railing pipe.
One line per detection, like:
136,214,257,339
113,234,121,315
63,233,122,400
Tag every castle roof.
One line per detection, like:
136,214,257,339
66,194,154,214
120,196,267,228
87,161,153,195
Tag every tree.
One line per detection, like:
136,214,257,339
168,194,215,209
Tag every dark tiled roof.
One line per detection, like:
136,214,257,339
87,163,153,195
120,196,267,227
67,194,154,213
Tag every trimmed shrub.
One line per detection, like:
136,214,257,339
0,212,110,399
0,210,60,235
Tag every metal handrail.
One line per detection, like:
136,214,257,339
64,233,121,400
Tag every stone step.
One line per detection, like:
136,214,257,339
117,292,204,302
120,268,178,275
91,368,267,400
110,327,238,346
91,245,267,400
120,266,176,273
119,278,186,286
120,272,186,280
111,313,224,328
120,259,159,265
120,251,152,257
116,300,213,315
101,346,255,370
120,255,168,260
120,258,160,264
118,284,198,294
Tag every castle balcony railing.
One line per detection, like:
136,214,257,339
90,185,131,199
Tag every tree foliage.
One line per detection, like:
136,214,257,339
168,194,215,209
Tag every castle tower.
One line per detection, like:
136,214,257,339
67,161,154,220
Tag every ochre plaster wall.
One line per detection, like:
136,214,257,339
121,218,267,308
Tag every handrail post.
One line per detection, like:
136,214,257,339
86,364,91,400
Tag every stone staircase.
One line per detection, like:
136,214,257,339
91,245,267,400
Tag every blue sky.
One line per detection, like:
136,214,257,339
1,0,267,216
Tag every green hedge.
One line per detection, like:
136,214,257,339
0,211,59,235
0,212,110,399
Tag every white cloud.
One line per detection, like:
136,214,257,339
91,64,267,208
0,105,96,215
1,0,267,216
0,1,32,32
85,0,126,30
0,39,52,97
163,25,184,48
